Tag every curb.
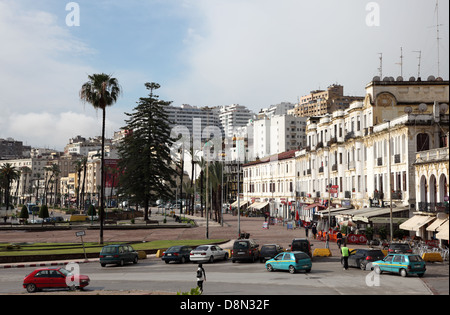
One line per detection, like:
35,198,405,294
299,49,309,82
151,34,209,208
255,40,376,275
0,259,96,269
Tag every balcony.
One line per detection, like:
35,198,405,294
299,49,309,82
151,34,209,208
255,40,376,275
344,191,351,198
344,131,355,141
307,169,311,175
391,190,402,200
418,202,449,213
332,164,338,171
394,154,401,164
374,191,384,199
348,161,355,170
318,166,324,173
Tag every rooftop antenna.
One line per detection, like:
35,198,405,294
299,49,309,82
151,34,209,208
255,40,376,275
413,50,422,78
377,53,383,78
395,47,403,77
432,0,443,77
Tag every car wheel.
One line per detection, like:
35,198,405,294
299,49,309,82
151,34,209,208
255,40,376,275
289,265,296,274
180,256,186,264
266,264,274,272
418,273,425,278
223,253,228,261
400,269,408,277
26,283,37,293
360,261,367,270
209,256,214,263
133,256,138,264
374,266,382,274
101,263,106,267
305,268,311,273
232,259,236,263
119,259,124,266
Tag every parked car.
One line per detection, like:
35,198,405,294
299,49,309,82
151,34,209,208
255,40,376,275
341,248,385,270
99,244,139,267
23,267,90,293
265,251,312,274
387,243,412,254
190,245,228,263
162,245,193,264
231,239,260,263
290,238,313,257
372,254,426,277
259,244,284,263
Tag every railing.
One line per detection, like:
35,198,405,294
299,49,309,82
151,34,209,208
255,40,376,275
418,202,449,213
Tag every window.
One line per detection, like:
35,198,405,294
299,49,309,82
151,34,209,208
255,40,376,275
417,133,429,152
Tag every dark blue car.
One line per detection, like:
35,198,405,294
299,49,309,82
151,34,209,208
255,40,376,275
162,245,193,264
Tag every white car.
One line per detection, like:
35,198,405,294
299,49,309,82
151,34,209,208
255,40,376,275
190,245,229,263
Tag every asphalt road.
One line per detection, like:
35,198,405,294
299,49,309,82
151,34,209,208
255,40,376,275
0,255,441,295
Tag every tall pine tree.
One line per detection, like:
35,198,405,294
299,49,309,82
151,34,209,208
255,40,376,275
117,82,177,220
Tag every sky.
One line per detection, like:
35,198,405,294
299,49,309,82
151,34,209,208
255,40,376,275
0,0,448,151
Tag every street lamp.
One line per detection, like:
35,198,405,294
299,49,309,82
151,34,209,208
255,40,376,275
384,119,393,242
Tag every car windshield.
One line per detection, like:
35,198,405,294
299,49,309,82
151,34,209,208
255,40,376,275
408,255,424,262
261,245,276,251
233,241,249,249
101,246,118,254
390,244,410,249
195,246,209,251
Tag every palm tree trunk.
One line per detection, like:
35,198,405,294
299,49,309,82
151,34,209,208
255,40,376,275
99,108,106,244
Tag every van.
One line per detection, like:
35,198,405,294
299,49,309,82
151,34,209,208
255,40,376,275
290,238,313,257
99,244,139,267
231,239,259,263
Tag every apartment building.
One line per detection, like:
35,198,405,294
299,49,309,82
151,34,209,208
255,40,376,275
219,104,254,138
241,76,449,237
293,84,363,117
165,104,223,140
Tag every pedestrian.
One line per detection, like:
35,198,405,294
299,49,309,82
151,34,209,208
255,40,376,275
196,263,206,294
325,232,330,249
341,243,350,270
305,225,309,239
336,231,343,249
312,224,317,239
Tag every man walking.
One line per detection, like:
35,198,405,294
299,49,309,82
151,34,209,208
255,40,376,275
196,263,206,293
341,243,350,270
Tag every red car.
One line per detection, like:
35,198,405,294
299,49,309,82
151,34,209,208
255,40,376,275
23,267,90,293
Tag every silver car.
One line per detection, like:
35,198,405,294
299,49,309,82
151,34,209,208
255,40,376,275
190,245,228,263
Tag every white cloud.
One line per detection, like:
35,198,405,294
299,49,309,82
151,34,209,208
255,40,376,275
0,1,120,150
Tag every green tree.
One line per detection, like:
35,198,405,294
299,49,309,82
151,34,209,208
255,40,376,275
39,204,49,220
19,205,29,221
117,82,177,221
80,73,122,244
0,163,20,210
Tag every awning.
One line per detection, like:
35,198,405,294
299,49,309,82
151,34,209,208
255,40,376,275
400,215,436,231
304,203,325,210
316,207,351,217
435,220,449,240
249,202,269,210
427,217,448,232
231,200,249,208
352,207,409,223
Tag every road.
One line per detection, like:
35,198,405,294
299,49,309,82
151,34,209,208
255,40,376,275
0,256,436,295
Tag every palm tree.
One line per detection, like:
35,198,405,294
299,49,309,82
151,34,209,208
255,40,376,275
80,73,121,244
0,163,20,211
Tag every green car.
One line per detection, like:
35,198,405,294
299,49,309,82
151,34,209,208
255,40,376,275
372,254,426,277
99,244,139,267
265,251,312,274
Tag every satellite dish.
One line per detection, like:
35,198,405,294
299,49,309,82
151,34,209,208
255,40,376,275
440,103,449,114
404,107,412,114
427,75,436,81
409,77,416,81
396,76,404,81
418,103,428,113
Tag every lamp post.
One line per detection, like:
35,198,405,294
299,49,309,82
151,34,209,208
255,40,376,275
384,119,393,242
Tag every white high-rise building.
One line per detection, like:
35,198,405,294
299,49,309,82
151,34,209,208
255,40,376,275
219,104,254,138
250,114,307,160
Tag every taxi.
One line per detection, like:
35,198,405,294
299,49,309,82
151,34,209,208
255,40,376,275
372,253,426,277
265,251,312,274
